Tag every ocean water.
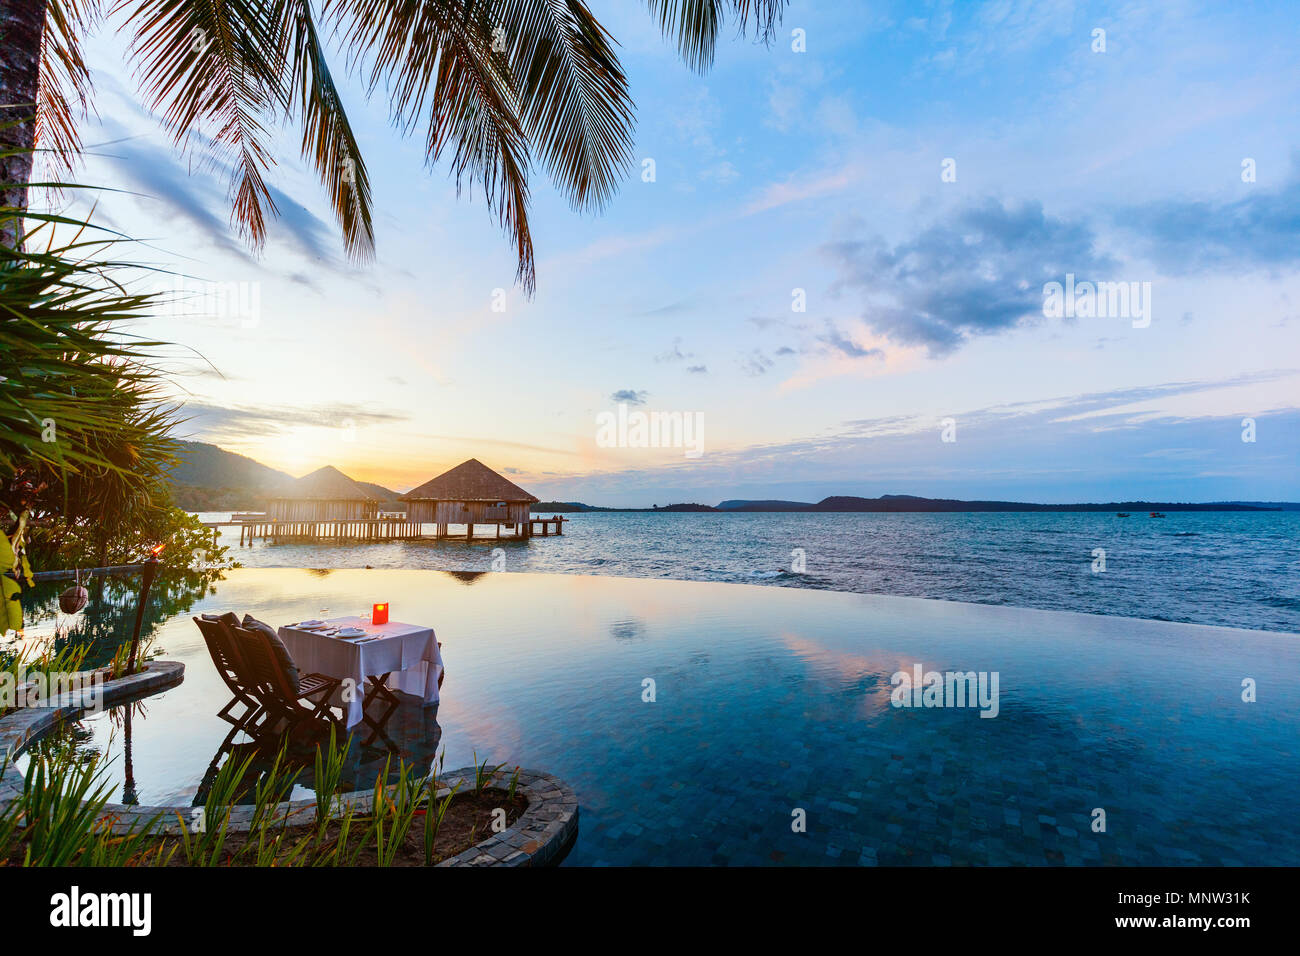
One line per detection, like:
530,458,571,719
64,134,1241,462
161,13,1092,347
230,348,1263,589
198,511,1300,633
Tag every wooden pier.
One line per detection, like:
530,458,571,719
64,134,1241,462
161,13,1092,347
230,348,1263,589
205,514,566,545
235,518,423,545
205,460,565,546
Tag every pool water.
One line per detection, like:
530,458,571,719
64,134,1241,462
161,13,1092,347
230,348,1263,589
20,568,1300,865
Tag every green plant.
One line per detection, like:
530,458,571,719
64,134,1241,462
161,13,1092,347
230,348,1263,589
370,756,425,867
0,207,174,482
175,748,255,866
0,640,91,715
471,749,505,796
421,778,459,866
11,742,159,866
107,631,158,679
311,724,351,841
506,765,522,802
239,741,302,857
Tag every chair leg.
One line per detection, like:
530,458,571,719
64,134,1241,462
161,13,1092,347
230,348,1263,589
359,675,400,751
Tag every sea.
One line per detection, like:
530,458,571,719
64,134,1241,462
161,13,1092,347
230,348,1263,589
195,510,1300,634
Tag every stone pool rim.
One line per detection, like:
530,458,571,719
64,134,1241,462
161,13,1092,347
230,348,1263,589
0,661,578,868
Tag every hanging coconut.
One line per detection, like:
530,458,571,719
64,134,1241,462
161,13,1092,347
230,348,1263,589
59,570,88,614
59,584,89,614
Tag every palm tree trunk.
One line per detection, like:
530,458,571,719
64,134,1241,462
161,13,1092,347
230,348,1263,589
0,0,47,249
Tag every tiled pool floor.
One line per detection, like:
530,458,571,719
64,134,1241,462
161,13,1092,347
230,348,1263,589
20,569,1299,865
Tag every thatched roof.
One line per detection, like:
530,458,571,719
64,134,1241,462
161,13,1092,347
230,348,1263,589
273,465,379,501
400,459,538,503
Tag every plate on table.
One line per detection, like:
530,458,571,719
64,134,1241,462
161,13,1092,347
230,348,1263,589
295,619,325,628
334,627,367,639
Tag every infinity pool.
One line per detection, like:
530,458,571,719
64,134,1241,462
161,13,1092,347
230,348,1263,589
22,568,1300,865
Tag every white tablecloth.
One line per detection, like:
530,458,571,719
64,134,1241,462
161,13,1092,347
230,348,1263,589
277,616,443,728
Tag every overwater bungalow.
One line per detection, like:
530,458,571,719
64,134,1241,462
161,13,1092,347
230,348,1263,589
253,466,416,542
400,459,560,538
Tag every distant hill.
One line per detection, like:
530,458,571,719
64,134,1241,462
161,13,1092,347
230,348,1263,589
806,495,1279,513
166,441,400,511
168,441,292,491
532,501,612,513
167,441,292,510
1217,501,1300,511
530,495,1286,513
717,499,814,511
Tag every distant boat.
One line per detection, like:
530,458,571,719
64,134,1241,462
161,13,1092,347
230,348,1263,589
1116,512,1131,517
1149,511,1166,518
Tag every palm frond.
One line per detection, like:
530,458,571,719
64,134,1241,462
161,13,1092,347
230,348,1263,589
326,0,536,292
34,0,101,178
0,208,174,482
120,0,289,250
281,0,374,261
492,0,634,213
644,0,786,72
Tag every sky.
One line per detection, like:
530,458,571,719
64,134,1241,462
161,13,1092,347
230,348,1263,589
58,0,1300,506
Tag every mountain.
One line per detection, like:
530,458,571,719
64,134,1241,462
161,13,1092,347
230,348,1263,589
168,441,293,491
532,501,610,512
522,495,1286,513
167,441,292,510
166,441,400,511
716,499,814,511
806,495,1278,513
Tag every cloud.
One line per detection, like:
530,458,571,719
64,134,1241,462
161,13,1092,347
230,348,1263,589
825,197,1115,355
181,402,409,442
610,389,648,404
98,117,339,268
264,183,339,264
686,364,708,374
817,319,884,359
1114,162,1300,275
106,140,252,261
534,372,1300,505
743,166,858,216
654,338,694,363
739,350,774,376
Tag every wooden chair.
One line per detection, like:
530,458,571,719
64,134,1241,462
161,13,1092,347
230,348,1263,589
230,623,344,745
193,616,264,734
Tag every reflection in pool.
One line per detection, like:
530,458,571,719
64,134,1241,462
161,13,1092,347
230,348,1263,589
20,568,1300,865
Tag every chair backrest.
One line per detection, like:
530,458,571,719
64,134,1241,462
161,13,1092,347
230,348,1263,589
231,624,298,701
193,616,251,695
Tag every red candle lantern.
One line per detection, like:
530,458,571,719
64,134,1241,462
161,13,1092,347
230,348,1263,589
372,603,389,625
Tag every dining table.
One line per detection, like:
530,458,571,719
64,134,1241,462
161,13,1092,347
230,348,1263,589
277,616,444,746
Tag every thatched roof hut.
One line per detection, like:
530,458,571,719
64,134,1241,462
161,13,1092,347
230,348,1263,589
400,459,538,532
268,465,380,522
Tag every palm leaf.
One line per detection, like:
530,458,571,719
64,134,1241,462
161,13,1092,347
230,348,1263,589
491,0,634,213
326,0,536,291
644,0,786,73
281,0,374,261
120,0,289,250
0,203,175,482
34,0,101,177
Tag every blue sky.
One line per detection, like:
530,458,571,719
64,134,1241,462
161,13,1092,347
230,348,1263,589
63,0,1300,505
